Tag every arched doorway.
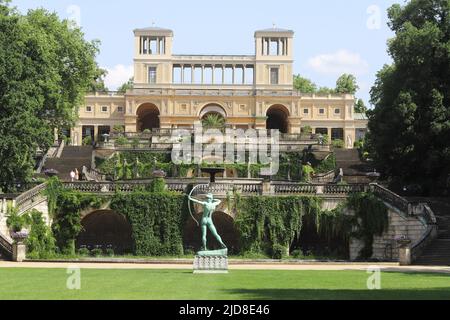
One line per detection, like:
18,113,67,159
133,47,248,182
76,210,133,254
200,104,227,128
266,105,289,134
137,103,160,132
183,211,240,254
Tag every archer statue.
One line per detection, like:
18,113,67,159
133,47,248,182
188,192,227,251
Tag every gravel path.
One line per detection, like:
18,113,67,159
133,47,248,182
1,261,449,274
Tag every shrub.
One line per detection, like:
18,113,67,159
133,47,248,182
25,210,56,259
131,137,140,149
115,136,129,147
272,244,287,260
113,125,125,133
82,136,92,146
291,249,304,259
91,248,103,257
6,204,26,232
143,129,151,134
332,139,345,149
105,248,114,257
78,247,90,256
301,126,312,134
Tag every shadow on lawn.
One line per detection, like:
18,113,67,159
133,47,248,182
224,288,450,300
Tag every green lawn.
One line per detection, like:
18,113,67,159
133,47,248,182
0,268,449,300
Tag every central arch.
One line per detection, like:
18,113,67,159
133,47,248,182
137,103,160,132
76,210,133,254
183,211,240,254
266,104,290,134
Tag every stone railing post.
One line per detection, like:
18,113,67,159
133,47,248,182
398,239,412,266
262,180,273,196
12,241,26,262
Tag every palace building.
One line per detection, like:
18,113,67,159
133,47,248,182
71,26,368,148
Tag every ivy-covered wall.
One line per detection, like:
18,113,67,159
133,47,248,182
110,192,188,256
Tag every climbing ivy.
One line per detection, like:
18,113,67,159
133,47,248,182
110,192,187,256
234,196,322,256
347,192,389,259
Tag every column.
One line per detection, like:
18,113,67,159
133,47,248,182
232,65,236,84
94,126,99,143
242,66,246,84
222,65,225,84
181,65,185,84
191,65,195,84
212,65,215,84
201,66,205,84
266,38,270,55
157,37,160,55
277,38,281,55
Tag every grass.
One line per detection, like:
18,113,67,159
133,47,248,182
0,269,449,300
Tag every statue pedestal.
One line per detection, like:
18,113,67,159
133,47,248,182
193,249,228,274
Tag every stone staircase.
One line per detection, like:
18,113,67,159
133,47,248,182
411,198,450,266
44,146,93,181
334,149,373,184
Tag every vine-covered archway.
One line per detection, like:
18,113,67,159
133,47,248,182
76,210,133,254
183,211,240,254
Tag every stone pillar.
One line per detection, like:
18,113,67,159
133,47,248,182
262,179,274,195
222,65,225,84
181,65,185,84
191,65,195,84
212,65,215,84
242,66,246,84
201,66,205,84
398,240,412,266
12,242,26,262
232,65,236,84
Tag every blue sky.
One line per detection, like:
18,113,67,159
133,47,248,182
12,0,401,106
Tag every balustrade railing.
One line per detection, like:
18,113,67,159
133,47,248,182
0,232,12,256
14,183,47,213
370,183,410,214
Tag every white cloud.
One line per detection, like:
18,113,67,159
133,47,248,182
103,64,134,90
307,50,369,76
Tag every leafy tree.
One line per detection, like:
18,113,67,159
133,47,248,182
354,99,368,114
316,87,335,94
88,68,109,93
293,75,317,93
335,74,359,94
117,77,134,94
202,114,225,129
367,0,450,193
0,2,102,191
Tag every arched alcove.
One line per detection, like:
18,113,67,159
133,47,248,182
266,104,290,134
76,210,133,254
183,211,240,254
137,103,160,132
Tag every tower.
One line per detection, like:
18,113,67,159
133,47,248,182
133,26,174,87
254,28,294,89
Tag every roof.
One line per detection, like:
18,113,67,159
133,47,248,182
254,27,294,37
354,113,368,120
133,27,173,36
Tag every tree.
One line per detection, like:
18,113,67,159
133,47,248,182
89,68,109,93
367,0,450,194
335,74,359,94
293,75,317,93
0,2,102,191
202,114,226,129
354,99,368,114
117,77,134,94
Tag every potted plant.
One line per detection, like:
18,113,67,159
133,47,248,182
6,205,29,243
